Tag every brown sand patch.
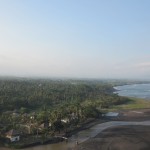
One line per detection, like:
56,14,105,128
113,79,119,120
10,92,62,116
117,109,150,121
76,125,150,150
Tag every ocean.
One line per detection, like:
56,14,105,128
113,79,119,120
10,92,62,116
114,84,150,100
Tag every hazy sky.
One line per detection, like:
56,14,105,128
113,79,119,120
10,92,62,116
0,0,150,79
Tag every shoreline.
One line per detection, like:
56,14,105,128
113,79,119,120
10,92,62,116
113,83,150,100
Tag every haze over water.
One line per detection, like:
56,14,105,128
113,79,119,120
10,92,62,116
114,84,150,99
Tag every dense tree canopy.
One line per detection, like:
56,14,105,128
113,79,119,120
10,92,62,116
0,78,132,137
0,78,121,113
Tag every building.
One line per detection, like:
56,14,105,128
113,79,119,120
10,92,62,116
61,118,70,123
39,122,50,131
6,129,20,142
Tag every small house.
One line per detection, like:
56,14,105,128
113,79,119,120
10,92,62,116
61,118,70,123
6,129,20,142
39,122,49,130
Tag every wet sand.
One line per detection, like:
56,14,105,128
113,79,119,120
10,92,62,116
76,109,150,150
118,109,150,121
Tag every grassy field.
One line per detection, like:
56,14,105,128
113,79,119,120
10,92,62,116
109,97,150,110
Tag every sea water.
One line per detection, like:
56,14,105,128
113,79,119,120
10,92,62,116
114,84,150,100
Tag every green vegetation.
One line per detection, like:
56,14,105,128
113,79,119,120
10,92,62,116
0,78,143,148
0,78,128,113
110,97,150,110
0,79,114,112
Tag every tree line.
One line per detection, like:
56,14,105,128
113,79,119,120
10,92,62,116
0,78,123,113
0,78,131,137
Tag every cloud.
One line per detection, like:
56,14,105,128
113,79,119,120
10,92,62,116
0,54,11,61
136,62,150,68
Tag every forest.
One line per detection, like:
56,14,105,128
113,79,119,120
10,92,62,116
0,78,130,146
0,78,128,113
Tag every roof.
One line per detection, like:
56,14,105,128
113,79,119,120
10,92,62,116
104,112,119,117
6,129,20,136
39,122,49,128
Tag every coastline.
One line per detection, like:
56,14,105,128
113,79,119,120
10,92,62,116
113,83,150,100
